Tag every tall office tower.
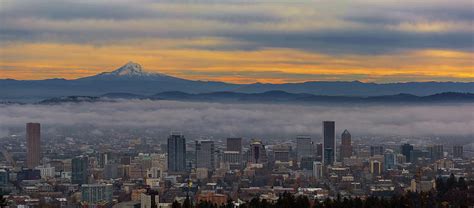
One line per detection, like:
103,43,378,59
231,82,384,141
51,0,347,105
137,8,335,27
226,138,242,153
370,146,384,156
26,123,41,169
249,140,268,164
167,133,186,173
81,183,113,206
453,145,463,158
370,160,382,176
323,121,336,165
383,151,396,170
195,140,215,169
72,156,89,185
340,130,352,159
428,145,444,161
401,143,414,163
296,136,313,160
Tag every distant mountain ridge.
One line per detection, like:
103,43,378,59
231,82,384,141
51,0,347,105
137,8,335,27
1,62,473,102
33,91,474,105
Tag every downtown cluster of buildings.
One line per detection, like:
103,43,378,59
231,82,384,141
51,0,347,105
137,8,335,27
0,122,472,207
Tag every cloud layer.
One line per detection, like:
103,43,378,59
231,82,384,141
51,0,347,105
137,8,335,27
0,100,472,139
0,0,473,82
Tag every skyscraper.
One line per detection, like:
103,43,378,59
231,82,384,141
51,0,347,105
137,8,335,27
401,143,414,163
195,140,215,169
453,145,463,158
167,133,186,173
26,123,41,169
72,156,89,185
226,138,242,153
340,129,352,159
384,151,396,170
323,121,336,165
296,136,312,160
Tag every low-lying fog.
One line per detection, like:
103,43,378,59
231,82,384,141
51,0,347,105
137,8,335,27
0,100,473,138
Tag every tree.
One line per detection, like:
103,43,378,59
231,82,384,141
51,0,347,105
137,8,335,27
183,196,192,208
0,193,8,208
172,200,182,208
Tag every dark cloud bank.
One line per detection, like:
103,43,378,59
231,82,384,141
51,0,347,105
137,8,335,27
0,100,472,138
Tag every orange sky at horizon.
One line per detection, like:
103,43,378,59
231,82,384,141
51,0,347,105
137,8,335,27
0,41,473,84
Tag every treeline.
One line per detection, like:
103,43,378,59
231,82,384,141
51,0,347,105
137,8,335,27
172,174,472,208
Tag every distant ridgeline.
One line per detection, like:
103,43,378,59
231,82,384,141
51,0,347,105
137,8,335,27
9,91,474,105
1,62,473,103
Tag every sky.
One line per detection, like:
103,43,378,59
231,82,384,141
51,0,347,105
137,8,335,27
1,100,473,138
0,0,473,83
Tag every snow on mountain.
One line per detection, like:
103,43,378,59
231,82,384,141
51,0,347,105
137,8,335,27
78,61,180,81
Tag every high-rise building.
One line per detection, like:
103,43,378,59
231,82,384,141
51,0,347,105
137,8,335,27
453,145,463,158
167,133,186,173
383,151,396,170
323,121,336,165
195,140,215,169
315,143,323,159
410,149,423,164
249,140,267,164
223,151,242,170
296,136,313,160
428,145,444,161
72,156,89,185
370,146,384,156
340,130,352,159
401,143,414,163
26,123,41,169
370,160,382,176
313,162,323,179
273,144,291,162
81,183,113,206
226,138,242,153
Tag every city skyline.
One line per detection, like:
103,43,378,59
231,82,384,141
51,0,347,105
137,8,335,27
0,1,472,207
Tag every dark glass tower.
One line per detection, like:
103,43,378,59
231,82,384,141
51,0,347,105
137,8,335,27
72,156,89,185
323,121,335,165
167,133,186,173
401,143,414,163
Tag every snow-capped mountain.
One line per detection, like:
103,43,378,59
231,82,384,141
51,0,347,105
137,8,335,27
78,62,184,81
1,61,474,102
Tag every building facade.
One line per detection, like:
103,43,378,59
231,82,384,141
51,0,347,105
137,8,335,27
195,140,215,169
26,123,41,169
167,133,186,173
323,121,336,165
340,129,352,159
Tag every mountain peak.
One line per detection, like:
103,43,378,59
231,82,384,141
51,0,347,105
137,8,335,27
110,61,147,76
77,62,190,82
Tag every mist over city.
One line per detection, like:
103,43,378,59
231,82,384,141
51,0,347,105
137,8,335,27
1,100,473,138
